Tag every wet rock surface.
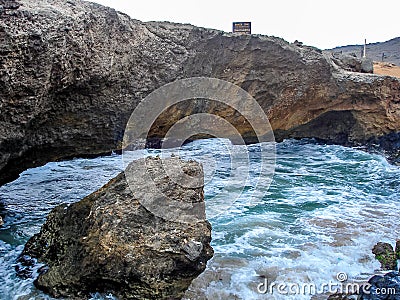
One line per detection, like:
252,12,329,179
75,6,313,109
21,156,213,299
372,242,398,271
1,0,400,185
327,293,358,300
360,272,400,300
395,241,400,260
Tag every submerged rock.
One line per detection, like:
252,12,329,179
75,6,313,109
21,157,213,299
372,242,398,271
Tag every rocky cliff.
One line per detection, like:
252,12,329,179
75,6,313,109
1,0,400,185
21,156,213,299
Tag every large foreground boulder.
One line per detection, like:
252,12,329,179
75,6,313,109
21,156,213,299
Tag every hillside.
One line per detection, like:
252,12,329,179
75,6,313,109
329,37,400,65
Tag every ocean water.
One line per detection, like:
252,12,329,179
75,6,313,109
0,139,399,299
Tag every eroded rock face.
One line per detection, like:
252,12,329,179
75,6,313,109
21,157,213,299
330,52,373,73
372,242,398,271
396,241,400,260
1,0,400,185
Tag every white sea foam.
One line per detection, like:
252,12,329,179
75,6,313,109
0,139,399,300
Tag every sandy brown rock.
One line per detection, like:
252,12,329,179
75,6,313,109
21,156,213,299
374,62,400,78
1,0,400,185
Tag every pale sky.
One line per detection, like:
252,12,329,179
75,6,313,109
91,0,399,49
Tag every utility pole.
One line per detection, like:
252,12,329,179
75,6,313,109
363,39,367,58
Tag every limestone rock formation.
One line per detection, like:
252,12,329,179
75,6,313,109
372,242,398,271
330,52,373,73
361,58,374,73
21,156,213,299
1,0,400,185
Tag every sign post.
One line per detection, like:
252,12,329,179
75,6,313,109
233,22,251,34
363,39,367,58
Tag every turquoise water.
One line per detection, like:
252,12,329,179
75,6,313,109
0,139,399,299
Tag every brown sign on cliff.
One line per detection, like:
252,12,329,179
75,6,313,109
233,22,251,34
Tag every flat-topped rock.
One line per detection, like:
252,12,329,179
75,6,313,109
21,156,213,299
